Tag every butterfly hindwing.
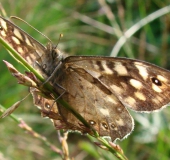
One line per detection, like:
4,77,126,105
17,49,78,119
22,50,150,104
53,66,134,140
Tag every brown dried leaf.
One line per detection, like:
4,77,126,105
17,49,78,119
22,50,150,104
0,93,30,119
0,101,21,118
3,60,37,87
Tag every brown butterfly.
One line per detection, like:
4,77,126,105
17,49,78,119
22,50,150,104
1,16,170,141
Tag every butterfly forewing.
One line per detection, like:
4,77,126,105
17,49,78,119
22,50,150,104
0,16,60,76
61,56,170,112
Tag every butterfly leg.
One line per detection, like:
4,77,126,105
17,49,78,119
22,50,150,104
43,61,63,83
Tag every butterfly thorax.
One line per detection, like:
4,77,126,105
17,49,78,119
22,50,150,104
41,43,64,77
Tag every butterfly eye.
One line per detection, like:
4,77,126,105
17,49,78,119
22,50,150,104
89,120,96,125
110,123,116,130
101,122,109,130
52,49,57,59
45,102,51,110
151,77,162,86
42,64,47,70
117,107,123,113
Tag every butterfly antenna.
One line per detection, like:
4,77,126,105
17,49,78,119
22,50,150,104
10,16,52,43
56,33,63,48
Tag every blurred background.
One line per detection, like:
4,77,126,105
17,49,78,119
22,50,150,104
0,0,170,160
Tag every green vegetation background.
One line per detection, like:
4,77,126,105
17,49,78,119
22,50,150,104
0,0,170,160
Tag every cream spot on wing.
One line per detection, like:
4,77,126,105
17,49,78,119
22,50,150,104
26,57,33,64
0,19,7,31
156,96,163,102
120,82,128,89
17,47,24,54
12,36,20,44
114,127,118,131
94,64,99,70
125,96,136,106
101,61,113,74
110,84,123,94
88,70,101,79
114,62,128,76
134,92,146,101
37,106,41,110
92,61,99,70
13,28,22,40
100,108,110,116
135,62,148,80
0,30,6,37
115,118,124,126
25,36,32,46
152,98,159,104
129,79,143,89
152,84,162,92
106,96,117,104
152,96,163,104
157,75,167,82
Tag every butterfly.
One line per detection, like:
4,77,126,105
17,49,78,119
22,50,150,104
1,16,170,141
